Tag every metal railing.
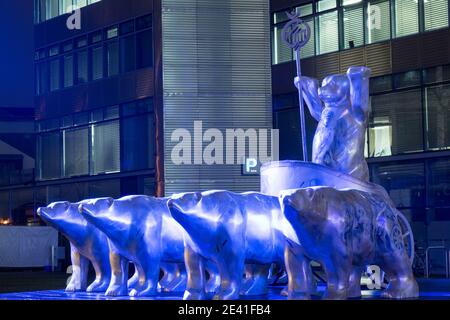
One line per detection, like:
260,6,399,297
425,240,450,278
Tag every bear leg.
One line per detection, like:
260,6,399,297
348,266,363,298
129,261,160,297
205,261,220,294
66,245,89,292
165,263,187,293
322,258,352,300
105,253,129,297
159,263,178,292
127,265,139,290
86,260,110,293
240,264,270,296
380,254,419,299
183,245,206,300
284,244,313,300
213,247,245,300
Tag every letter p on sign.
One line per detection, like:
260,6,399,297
243,158,259,175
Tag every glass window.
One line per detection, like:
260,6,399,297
91,46,104,80
62,115,73,128
36,61,49,95
46,0,59,20
367,0,391,44
91,108,103,123
120,20,135,35
76,36,88,48
88,179,120,199
297,4,314,17
370,75,392,93
121,99,153,117
369,90,424,157
299,18,315,58
423,65,450,84
343,5,364,49
92,121,121,174
11,189,34,226
59,0,73,14
316,10,339,54
371,161,426,208
424,0,449,31
121,35,136,72
136,14,152,30
73,0,87,10
105,105,119,120
136,30,153,68
272,24,292,64
49,58,60,91
106,27,118,39
393,70,421,89
425,84,450,150
76,49,88,84
49,46,59,56
0,192,9,220
122,115,155,171
39,133,61,180
275,108,317,161
74,112,89,126
106,41,119,77
64,54,74,88
90,32,102,44
274,11,290,24
64,128,89,177
317,0,336,12
394,0,419,38
428,158,450,207
63,41,73,52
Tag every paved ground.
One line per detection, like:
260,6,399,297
0,272,449,300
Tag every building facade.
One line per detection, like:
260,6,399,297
0,0,273,224
270,0,450,246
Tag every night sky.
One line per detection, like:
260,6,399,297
0,0,34,109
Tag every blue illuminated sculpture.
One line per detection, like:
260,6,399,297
78,195,220,297
280,187,419,299
78,196,186,297
257,11,419,300
167,191,299,300
37,201,111,293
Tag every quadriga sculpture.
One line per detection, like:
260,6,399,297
37,201,111,293
167,190,301,300
280,187,419,300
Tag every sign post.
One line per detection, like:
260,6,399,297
282,11,311,162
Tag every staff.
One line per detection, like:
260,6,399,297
282,11,311,162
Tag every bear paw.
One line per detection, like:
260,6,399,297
105,284,128,297
382,280,419,299
287,291,311,300
65,283,83,293
87,280,109,293
183,289,206,300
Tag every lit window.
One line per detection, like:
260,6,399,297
316,0,336,12
92,121,121,175
343,5,364,49
424,0,449,31
91,46,104,80
366,0,391,44
272,24,293,64
316,10,339,54
394,0,419,38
